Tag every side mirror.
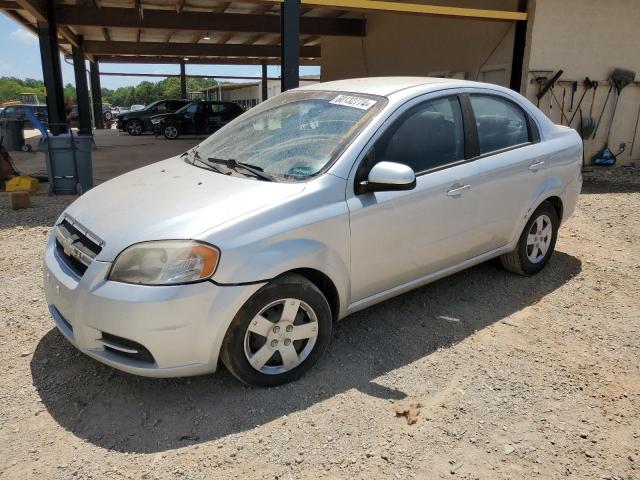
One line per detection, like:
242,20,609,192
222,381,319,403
365,161,416,192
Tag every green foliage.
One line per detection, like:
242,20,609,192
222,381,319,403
0,76,219,107
0,77,46,105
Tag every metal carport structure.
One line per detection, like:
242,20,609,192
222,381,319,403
0,0,527,137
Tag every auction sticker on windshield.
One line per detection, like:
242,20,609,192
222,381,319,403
329,95,376,110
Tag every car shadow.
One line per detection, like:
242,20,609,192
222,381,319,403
31,251,581,453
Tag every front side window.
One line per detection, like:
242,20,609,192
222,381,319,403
470,95,529,155
194,91,386,181
184,103,198,114
373,96,465,173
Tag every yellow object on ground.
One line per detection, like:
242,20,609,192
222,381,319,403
5,175,39,193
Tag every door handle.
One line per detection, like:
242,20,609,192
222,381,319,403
528,161,545,171
446,184,471,197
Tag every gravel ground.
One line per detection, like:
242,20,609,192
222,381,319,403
0,170,638,479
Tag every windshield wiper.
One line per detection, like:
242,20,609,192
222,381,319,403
186,149,226,174
208,157,274,182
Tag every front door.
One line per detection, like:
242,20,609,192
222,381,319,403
347,94,480,303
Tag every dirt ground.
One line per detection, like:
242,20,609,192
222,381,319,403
0,168,638,480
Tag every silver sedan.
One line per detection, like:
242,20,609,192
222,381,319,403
43,77,582,386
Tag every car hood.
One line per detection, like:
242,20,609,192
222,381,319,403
62,156,306,261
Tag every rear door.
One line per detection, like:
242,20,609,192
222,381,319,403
462,92,545,252
206,103,227,130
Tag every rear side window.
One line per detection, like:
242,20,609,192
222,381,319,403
469,95,529,155
374,96,465,173
167,101,185,111
155,102,168,113
210,103,226,113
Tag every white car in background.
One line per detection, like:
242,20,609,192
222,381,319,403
44,77,582,386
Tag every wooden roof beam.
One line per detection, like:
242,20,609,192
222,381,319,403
55,5,366,36
94,55,319,66
83,40,321,58
299,0,527,21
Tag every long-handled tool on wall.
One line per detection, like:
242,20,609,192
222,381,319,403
591,68,636,166
568,77,593,127
578,80,598,138
568,81,578,113
630,101,640,159
591,83,613,140
536,69,562,107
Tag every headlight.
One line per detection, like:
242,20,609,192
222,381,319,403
108,240,220,285
151,118,160,124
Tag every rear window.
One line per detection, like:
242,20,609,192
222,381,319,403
469,95,530,155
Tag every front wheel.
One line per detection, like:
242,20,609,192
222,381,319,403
221,274,332,387
163,123,180,140
126,119,143,136
500,201,559,276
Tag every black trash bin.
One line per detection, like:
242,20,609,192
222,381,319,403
0,119,27,152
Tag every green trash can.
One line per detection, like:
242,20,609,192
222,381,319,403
40,133,95,195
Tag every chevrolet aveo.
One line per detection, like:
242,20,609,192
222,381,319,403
44,78,582,386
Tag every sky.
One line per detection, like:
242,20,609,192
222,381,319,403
0,13,320,89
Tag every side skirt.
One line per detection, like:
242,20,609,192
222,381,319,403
344,245,513,317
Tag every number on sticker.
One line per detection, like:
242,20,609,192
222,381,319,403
329,95,376,110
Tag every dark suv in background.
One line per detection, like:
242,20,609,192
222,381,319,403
152,101,245,139
116,99,190,136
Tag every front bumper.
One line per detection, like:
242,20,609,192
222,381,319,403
43,234,262,377
116,119,126,130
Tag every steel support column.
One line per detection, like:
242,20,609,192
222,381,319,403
72,36,92,134
37,0,67,135
509,0,527,93
180,61,187,99
89,60,103,129
280,0,299,92
261,61,268,102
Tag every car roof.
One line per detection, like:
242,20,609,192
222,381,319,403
297,76,503,97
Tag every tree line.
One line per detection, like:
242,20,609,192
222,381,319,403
0,76,219,107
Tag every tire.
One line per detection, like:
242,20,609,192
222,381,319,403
221,273,332,387
163,123,180,140
500,201,559,276
126,119,143,136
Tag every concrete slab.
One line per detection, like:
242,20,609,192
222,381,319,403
10,128,208,185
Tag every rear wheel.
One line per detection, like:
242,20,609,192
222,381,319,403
221,274,332,387
126,119,143,136
500,201,559,276
163,123,180,140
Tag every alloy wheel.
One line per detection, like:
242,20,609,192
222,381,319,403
526,214,552,263
127,121,142,135
164,125,178,139
243,298,319,375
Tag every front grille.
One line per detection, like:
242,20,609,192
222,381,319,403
54,217,104,277
99,332,155,364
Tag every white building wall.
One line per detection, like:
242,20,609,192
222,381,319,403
524,0,640,165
